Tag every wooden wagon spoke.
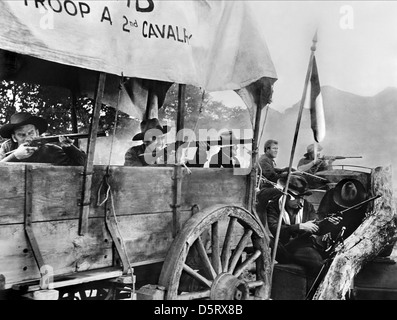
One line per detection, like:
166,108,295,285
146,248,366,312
211,221,222,274
228,229,253,273
182,264,213,288
233,249,261,278
177,290,211,300
221,216,237,272
158,205,271,300
247,280,264,289
194,237,217,280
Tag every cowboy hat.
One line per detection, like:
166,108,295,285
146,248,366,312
333,178,367,208
132,118,170,141
277,173,312,197
0,112,48,139
304,143,323,157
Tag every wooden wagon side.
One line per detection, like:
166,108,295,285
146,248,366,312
0,163,251,298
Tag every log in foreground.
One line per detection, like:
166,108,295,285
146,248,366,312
313,165,397,300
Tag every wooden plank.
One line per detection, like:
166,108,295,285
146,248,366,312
104,204,130,274
114,211,191,264
80,71,106,235
0,217,113,289
181,168,247,210
0,165,175,224
90,166,174,216
25,165,45,272
1,210,186,289
12,267,122,292
31,166,83,221
0,165,83,224
0,164,25,224
0,163,247,224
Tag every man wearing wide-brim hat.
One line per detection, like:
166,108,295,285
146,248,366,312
298,143,334,174
316,178,368,241
266,173,342,277
297,143,334,188
0,112,86,165
124,118,171,166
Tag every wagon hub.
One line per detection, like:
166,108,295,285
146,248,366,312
210,273,249,300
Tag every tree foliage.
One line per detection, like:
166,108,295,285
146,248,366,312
0,80,129,138
160,83,252,135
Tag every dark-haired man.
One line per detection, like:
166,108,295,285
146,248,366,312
258,139,290,187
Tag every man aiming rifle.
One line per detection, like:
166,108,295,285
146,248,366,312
0,112,88,166
26,131,108,148
298,143,362,174
297,143,362,188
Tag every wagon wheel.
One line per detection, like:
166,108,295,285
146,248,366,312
158,204,272,300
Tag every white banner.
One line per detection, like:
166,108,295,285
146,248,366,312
0,0,277,91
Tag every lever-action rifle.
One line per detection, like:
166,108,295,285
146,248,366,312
317,194,382,234
4,131,108,156
320,155,362,161
28,131,109,148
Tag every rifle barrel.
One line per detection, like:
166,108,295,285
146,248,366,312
4,131,108,156
36,131,108,143
344,156,362,158
340,194,381,214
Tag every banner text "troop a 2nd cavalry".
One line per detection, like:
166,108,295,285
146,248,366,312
23,0,192,45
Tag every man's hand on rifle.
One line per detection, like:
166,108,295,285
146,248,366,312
299,219,319,234
59,136,74,148
327,215,342,225
13,142,38,159
322,232,332,242
313,158,326,166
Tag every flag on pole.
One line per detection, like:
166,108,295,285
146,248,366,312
309,56,326,142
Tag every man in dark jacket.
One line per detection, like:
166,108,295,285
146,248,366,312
258,139,289,187
124,118,171,166
266,174,341,276
0,112,86,166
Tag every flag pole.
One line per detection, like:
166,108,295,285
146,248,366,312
314,141,318,162
270,31,318,285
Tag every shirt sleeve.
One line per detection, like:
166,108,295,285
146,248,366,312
0,143,8,160
0,140,14,161
124,147,144,166
259,155,285,183
62,145,87,166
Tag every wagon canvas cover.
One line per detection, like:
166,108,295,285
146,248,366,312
0,0,277,93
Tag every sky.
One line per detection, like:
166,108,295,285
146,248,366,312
211,1,397,112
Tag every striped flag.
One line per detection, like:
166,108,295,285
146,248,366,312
309,56,326,142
